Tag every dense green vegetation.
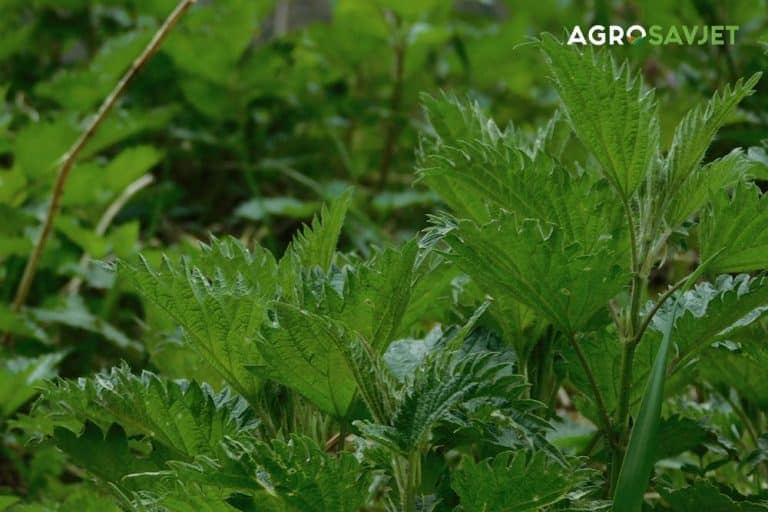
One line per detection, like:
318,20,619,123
2,1,768,510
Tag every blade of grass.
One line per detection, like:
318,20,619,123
612,254,719,511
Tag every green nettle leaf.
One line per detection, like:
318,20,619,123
356,350,526,455
156,493,245,512
253,303,358,418
700,332,768,408
31,365,256,460
419,93,628,335
657,480,768,511
336,241,419,351
699,182,768,273
451,451,594,512
648,274,768,372
541,34,659,198
664,73,760,196
666,149,751,227
251,435,372,512
419,95,575,226
171,435,372,512
439,199,627,335
280,190,351,275
53,422,168,493
119,237,276,402
418,94,530,225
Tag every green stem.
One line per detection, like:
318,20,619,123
609,339,637,494
378,14,406,191
569,334,617,450
394,451,420,512
632,274,690,346
610,193,645,494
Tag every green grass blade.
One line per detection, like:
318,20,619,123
612,258,718,511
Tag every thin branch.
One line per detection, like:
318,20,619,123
569,333,618,450
3,0,196,346
632,273,691,347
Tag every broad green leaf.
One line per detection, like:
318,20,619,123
63,145,163,207
253,303,358,418
419,96,572,226
340,240,419,351
420,97,628,334
169,435,371,511
664,73,760,196
419,94,529,224
667,149,751,227
32,365,256,460
654,416,716,462
252,436,372,512
699,182,768,273
0,496,19,510
53,422,167,493
280,189,351,275
648,274,768,372
163,0,268,84
14,107,176,181
54,215,110,258
451,451,594,511
40,486,121,512
564,327,655,423
657,480,768,511
156,494,244,512
439,192,628,335
119,237,276,402
541,34,659,198
275,250,419,357
699,328,768,409
14,117,79,180
83,106,178,160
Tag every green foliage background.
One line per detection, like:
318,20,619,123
2,0,768,510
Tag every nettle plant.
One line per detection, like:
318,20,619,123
16,36,768,511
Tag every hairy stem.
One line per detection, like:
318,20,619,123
609,193,645,492
394,451,420,512
2,0,196,347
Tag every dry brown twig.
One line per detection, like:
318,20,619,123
2,0,197,347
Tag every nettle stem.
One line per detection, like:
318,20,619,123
608,194,646,492
395,451,421,512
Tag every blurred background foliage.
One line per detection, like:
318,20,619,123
1,0,768,506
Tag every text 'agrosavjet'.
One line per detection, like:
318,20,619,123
567,24,739,46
